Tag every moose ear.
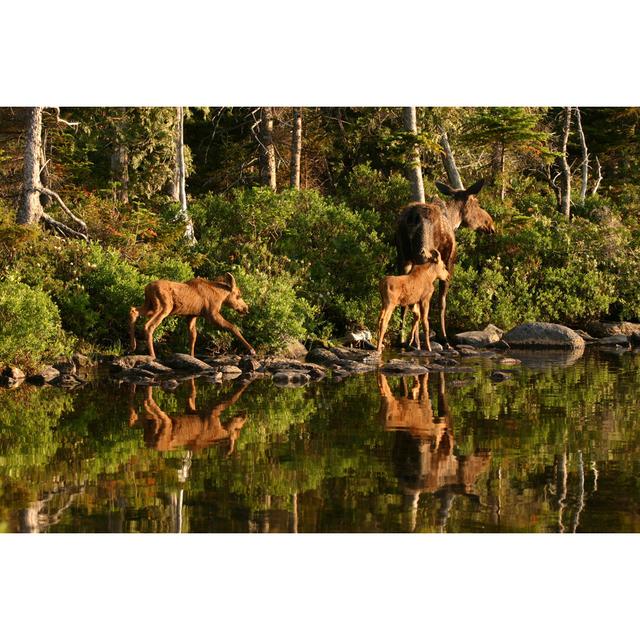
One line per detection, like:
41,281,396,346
429,249,441,263
435,181,456,197
464,179,485,196
225,272,237,290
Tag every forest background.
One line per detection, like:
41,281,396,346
1,105,639,369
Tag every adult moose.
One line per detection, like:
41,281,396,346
129,273,256,359
395,179,495,348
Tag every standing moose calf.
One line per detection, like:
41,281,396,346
377,248,450,354
129,273,256,359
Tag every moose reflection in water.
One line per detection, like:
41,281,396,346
377,372,490,531
130,378,252,455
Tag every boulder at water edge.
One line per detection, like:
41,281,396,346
503,322,585,349
455,324,504,348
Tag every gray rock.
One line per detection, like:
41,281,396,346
334,360,376,374
122,367,156,379
240,356,262,372
198,354,241,367
585,321,640,338
53,374,83,387
574,329,597,343
27,365,61,385
72,353,94,369
2,366,25,380
433,357,459,367
161,379,180,390
161,353,213,372
139,360,174,374
279,339,308,360
52,360,76,375
380,359,430,375
307,347,341,367
498,357,521,366
220,364,243,375
503,322,585,349
272,369,311,386
0,374,24,389
111,355,156,372
201,371,224,383
597,335,630,347
455,324,504,348
490,371,512,382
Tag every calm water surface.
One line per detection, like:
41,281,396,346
1,349,640,533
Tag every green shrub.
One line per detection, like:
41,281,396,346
191,187,392,337
0,277,70,369
198,266,317,354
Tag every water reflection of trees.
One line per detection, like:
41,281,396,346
2,352,640,532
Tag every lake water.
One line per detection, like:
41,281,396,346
1,349,639,533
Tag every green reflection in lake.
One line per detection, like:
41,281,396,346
1,350,640,533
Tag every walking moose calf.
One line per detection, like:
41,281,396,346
377,249,450,354
129,273,256,359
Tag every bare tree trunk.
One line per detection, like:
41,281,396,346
559,107,572,218
17,107,45,225
591,156,603,196
438,125,464,190
574,107,589,204
18,108,87,239
259,107,276,191
111,107,129,204
165,108,181,201
290,108,302,189
499,142,506,201
403,107,425,203
39,127,52,207
176,107,195,243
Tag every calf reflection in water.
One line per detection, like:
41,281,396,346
377,372,490,532
130,378,251,455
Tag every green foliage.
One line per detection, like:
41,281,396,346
192,187,393,337
0,277,70,369
201,267,317,354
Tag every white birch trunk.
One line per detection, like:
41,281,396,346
574,107,589,204
111,107,129,204
17,107,44,225
559,107,572,218
259,107,277,191
403,107,425,203
176,107,195,243
290,108,302,189
438,125,464,190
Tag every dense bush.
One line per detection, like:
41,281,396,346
191,187,393,337
0,277,70,369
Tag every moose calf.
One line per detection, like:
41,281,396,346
129,273,255,359
376,249,450,354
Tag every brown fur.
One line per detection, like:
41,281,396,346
129,272,255,358
377,248,449,353
130,378,250,455
397,180,495,347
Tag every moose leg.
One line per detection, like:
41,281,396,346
145,309,172,359
420,299,432,352
409,304,421,349
208,312,256,355
438,278,450,348
376,306,395,354
129,306,140,352
186,316,198,357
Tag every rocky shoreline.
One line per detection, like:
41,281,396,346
3,321,640,391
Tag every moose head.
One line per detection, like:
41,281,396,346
435,179,496,234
